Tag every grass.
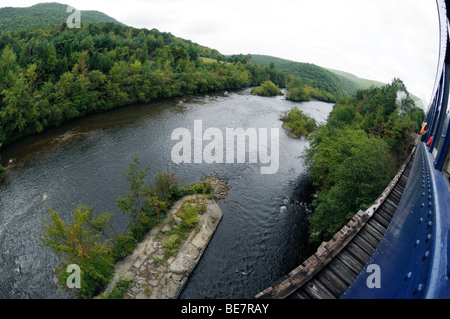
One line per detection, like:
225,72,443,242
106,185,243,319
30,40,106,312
199,57,231,65
103,278,134,299
162,235,182,258
161,196,206,258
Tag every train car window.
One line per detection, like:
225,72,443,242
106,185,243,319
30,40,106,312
429,93,442,141
443,148,450,184
431,67,450,156
434,107,449,158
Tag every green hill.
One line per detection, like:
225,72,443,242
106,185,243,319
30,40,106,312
249,54,390,99
0,2,124,33
326,67,423,106
250,55,359,99
325,67,385,89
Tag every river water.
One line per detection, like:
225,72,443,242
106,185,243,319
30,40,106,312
0,88,333,299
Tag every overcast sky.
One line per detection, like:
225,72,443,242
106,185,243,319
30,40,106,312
0,1,441,107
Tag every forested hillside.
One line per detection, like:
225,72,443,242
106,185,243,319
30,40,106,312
325,67,385,90
250,55,359,101
0,2,124,33
0,22,285,153
303,79,425,243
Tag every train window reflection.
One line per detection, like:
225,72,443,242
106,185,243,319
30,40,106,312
434,109,449,157
443,148,450,184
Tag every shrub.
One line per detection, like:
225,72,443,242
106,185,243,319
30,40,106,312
184,180,212,195
179,202,201,228
154,171,183,201
129,196,168,242
281,107,317,137
251,80,282,96
104,278,134,299
162,234,181,257
111,232,137,262
117,160,171,243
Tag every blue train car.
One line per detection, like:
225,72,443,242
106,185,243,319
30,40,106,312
342,0,450,299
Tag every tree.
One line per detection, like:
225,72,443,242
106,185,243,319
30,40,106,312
307,129,395,242
1,72,33,134
80,35,94,52
326,99,356,128
116,158,169,242
108,61,131,105
40,204,114,299
0,45,18,91
285,76,309,102
116,157,150,219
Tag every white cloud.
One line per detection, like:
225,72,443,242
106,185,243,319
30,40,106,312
0,0,441,106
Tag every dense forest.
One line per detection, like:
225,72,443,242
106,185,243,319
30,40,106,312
0,21,286,155
303,78,425,243
251,54,361,102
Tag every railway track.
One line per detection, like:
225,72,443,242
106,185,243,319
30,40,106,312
255,146,416,299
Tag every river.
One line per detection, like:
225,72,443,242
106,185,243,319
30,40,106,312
0,88,333,299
